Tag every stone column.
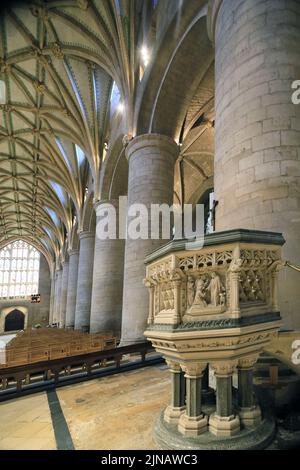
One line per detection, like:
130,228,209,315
90,200,125,336
178,363,208,436
164,360,186,424
120,134,179,345
180,370,186,405
51,271,58,324
238,355,261,427
211,0,300,329
59,260,69,328
48,274,55,325
209,362,240,436
144,279,156,325
65,249,79,329
53,268,62,324
74,231,95,332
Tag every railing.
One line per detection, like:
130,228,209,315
285,261,300,273
0,342,163,402
0,295,32,301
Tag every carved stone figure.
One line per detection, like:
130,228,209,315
192,277,207,308
187,276,195,307
219,291,226,307
207,272,223,307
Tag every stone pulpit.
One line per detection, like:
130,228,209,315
144,229,284,449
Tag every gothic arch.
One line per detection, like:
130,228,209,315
0,236,53,274
0,306,28,334
135,3,214,141
100,135,128,201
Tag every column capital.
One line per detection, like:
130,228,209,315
238,354,260,370
125,133,179,163
62,258,69,267
207,0,223,42
68,248,79,256
165,359,181,373
181,362,207,378
94,198,119,211
211,360,238,377
79,230,95,240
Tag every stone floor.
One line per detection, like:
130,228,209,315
0,364,170,450
0,393,56,450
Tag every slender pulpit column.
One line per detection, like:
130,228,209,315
65,249,79,329
209,362,240,436
90,199,125,335
178,363,208,436
238,355,261,427
210,0,300,329
120,134,179,345
74,231,95,332
164,360,186,424
59,259,69,328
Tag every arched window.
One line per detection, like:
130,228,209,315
0,241,40,298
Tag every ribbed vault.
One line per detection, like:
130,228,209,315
0,0,215,265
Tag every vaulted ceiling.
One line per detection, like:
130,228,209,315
0,0,215,265
0,0,143,261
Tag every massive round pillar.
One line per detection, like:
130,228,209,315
90,200,125,336
65,249,79,329
59,259,69,328
74,231,95,332
212,0,300,328
120,134,179,345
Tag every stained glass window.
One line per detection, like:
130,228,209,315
0,241,40,298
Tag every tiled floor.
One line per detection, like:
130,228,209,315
0,365,170,450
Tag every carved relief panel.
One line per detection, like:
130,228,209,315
145,244,282,326
159,281,175,311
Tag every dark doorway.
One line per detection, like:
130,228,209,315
4,309,25,332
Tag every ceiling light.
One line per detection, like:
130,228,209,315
141,45,150,68
117,102,124,113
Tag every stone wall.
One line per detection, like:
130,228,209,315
0,254,51,333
